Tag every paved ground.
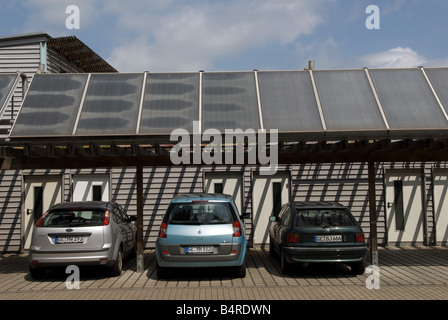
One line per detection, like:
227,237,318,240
0,246,447,300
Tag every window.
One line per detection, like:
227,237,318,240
214,183,223,194
272,182,282,216
41,209,105,227
279,206,291,226
393,180,405,231
294,209,356,227
113,203,127,223
92,185,102,201
166,202,236,225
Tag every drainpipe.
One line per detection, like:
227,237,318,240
17,71,28,98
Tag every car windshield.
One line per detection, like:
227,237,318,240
40,209,106,227
294,209,356,227
166,202,236,225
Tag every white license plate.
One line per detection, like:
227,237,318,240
55,236,84,244
314,235,342,242
185,246,214,254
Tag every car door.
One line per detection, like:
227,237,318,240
112,204,132,255
120,204,137,254
278,206,292,248
270,205,289,253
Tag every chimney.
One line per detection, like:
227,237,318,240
308,60,315,70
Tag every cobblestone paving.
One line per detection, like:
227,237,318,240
0,246,447,300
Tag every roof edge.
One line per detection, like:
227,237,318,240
0,32,51,47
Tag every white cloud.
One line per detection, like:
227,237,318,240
16,0,326,72
360,47,427,68
105,0,325,72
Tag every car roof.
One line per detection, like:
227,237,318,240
292,201,347,209
170,193,233,203
49,201,112,210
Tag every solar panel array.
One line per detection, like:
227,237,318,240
0,73,20,119
9,68,448,139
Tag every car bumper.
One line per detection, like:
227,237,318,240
156,242,247,268
282,245,367,264
28,247,116,268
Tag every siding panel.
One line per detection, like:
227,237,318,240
0,170,22,252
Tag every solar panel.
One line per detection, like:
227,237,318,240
75,73,144,136
139,73,199,134
10,73,88,137
0,73,20,118
423,68,448,117
257,71,323,133
313,69,388,134
202,72,260,131
369,69,448,131
9,68,448,141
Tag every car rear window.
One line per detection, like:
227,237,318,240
40,209,106,227
294,209,356,227
166,202,236,225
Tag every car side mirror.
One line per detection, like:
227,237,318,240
240,213,251,219
269,216,277,222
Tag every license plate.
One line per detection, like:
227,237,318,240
185,246,214,254
55,236,84,244
314,235,342,242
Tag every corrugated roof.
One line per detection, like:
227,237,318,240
47,36,117,73
0,32,117,73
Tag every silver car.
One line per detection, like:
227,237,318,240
28,201,137,278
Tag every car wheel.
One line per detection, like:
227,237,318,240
29,267,46,279
349,262,365,275
234,263,246,278
269,241,278,258
156,263,168,279
281,251,291,275
110,247,123,277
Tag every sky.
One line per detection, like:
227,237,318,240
1,0,448,73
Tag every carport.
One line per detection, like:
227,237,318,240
2,67,448,271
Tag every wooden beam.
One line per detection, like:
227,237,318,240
136,164,144,272
368,160,379,266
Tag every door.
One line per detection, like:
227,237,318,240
385,170,424,245
72,174,110,201
23,175,62,249
252,172,290,246
204,172,243,215
432,169,448,245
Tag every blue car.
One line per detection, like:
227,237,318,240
155,193,249,278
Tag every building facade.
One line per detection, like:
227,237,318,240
0,34,447,254
1,161,448,253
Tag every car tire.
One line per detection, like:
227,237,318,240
156,263,168,279
29,267,46,279
269,241,278,258
110,247,123,277
349,262,365,275
234,263,246,278
281,251,291,275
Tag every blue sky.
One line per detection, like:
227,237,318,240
1,0,448,72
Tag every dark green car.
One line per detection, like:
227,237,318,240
269,202,367,275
